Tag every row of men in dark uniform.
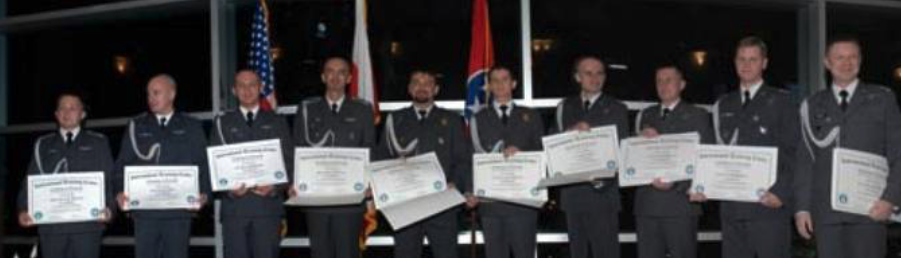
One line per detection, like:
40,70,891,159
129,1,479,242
14,35,901,258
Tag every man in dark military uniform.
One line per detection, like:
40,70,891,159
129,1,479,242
18,93,114,258
376,70,471,258
468,66,544,258
290,57,375,258
633,64,713,258
695,36,799,258
114,74,210,258
209,70,293,258
794,37,901,258
553,55,628,258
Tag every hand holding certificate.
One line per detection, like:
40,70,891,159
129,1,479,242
473,152,548,208
619,133,699,187
207,139,288,192
286,148,369,206
539,125,619,188
369,152,464,229
690,145,777,202
123,166,200,210
830,148,901,222
28,172,106,225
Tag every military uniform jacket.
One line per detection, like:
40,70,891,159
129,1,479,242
795,83,901,224
376,106,473,194
471,104,544,217
293,97,375,213
18,130,115,234
553,94,629,213
714,85,799,220
634,102,713,217
210,109,293,218
115,112,210,219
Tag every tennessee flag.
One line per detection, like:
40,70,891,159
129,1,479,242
350,0,380,124
464,0,494,121
354,0,379,252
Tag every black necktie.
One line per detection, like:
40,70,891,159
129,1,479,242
418,110,428,123
742,91,752,109
584,100,592,111
331,103,339,115
839,90,849,111
500,105,509,125
65,132,74,146
159,117,167,129
662,108,671,120
246,111,255,127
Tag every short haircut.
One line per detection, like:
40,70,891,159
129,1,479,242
488,65,515,82
826,35,862,54
572,54,605,74
56,92,85,110
655,62,685,80
322,56,352,70
409,69,439,83
736,36,769,58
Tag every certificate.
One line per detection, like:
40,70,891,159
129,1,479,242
539,125,619,188
619,133,699,187
369,152,465,229
207,139,288,192
286,148,369,206
690,145,777,202
473,152,548,208
831,148,896,220
28,172,105,225
124,166,200,210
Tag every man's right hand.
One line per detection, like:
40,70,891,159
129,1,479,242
795,212,814,240
641,128,660,138
230,183,249,198
689,192,707,202
287,186,298,198
18,211,34,228
569,121,591,132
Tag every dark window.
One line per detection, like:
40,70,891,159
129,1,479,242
7,9,211,124
532,0,799,104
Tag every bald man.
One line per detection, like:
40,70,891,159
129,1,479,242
114,74,211,258
210,70,293,258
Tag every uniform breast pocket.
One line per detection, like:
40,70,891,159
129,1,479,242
809,116,837,138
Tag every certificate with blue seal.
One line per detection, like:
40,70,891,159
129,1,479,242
124,166,199,210
28,172,105,225
207,139,288,191
473,151,547,208
286,147,369,206
369,152,465,229
690,145,777,202
619,132,699,187
539,125,619,188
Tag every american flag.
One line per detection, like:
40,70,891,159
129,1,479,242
249,0,277,111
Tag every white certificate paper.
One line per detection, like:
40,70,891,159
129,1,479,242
619,133,699,187
690,145,777,202
286,148,369,206
473,152,548,208
539,125,619,188
124,166,200,210
369,152,465,229
28,172,105,225
207,139,288,192
830,148,901,222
